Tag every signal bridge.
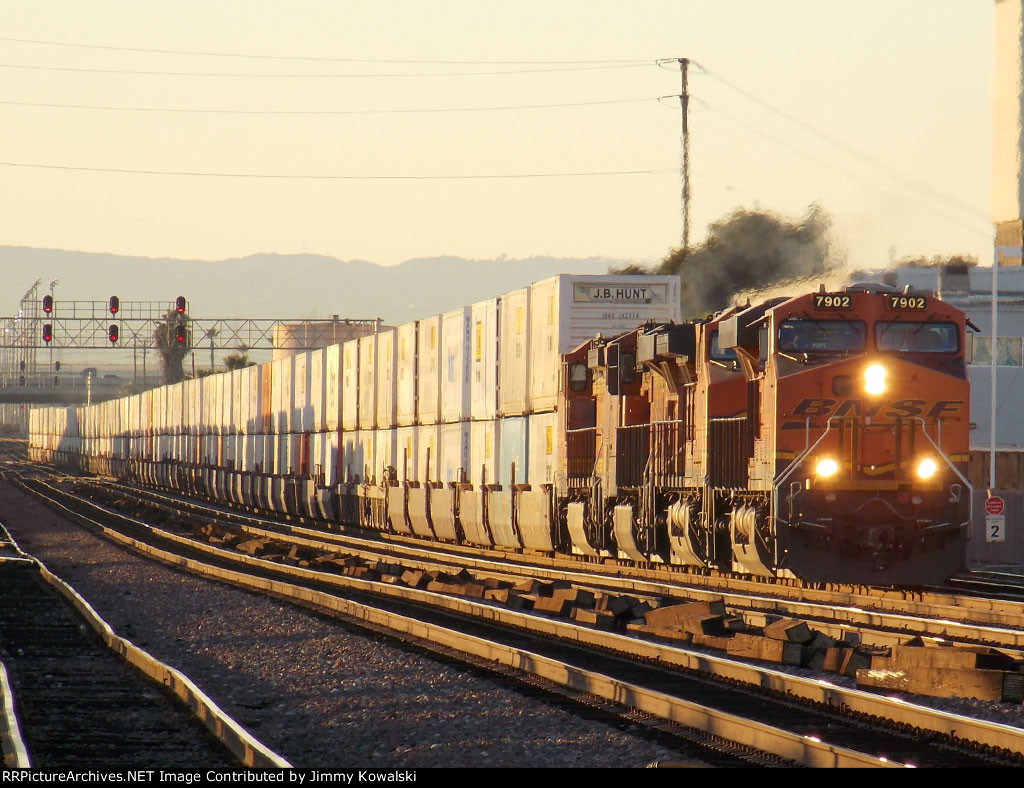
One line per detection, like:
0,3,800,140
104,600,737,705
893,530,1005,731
0,286,381,405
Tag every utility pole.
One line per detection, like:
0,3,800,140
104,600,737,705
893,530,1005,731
679,57,691,253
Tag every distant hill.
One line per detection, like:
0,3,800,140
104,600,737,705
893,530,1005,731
0,248,631,325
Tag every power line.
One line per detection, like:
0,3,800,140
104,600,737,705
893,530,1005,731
0,36,653,65
690,96,991,240
693,63,988,224
0,96,657,115
0,160,673,180
0,61,655,78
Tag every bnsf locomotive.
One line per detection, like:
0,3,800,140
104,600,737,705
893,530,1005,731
562,283,971,585
27,277,971,586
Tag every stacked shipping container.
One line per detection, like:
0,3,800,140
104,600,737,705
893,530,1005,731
28,275,681,530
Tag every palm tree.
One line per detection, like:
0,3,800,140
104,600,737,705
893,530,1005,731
224,352,253,370
153,310,191,384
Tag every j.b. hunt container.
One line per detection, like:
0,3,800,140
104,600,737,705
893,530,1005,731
525,274,682,414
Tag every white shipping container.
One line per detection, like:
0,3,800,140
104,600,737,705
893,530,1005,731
309,348,327,433
417,315,441,425
246,363,262,434
184,379,200,435
291,351,311,432
527,412,557,485
325,345,342,432
470,298,498,421
201,375,216,434
498,287,530,416
276,356,294,434
375,329,397,429
309,431,326,482
375,428,398,480
324,431,339,486
218,372,232,435
396,322,418,426
231,368,244,434
351,431,377,483
223,433,238,468
440,307,472,423
357,334,377,429
416,423,439,483
528,274,683,412
498,416,529,487
395,426,419,482
341,339,359,431
469,419,501,487
437,422,470,484
235,367,249,434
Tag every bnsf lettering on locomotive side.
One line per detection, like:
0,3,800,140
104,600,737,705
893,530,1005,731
886,399,927,418
790,397,963,420
927,401,963,418
792,398,836,417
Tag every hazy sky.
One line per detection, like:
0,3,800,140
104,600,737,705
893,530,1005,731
0,1,995,270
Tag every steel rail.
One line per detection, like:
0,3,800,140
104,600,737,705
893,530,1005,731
94,478,1024,650
0,659,30,767
0,522,291,769
23,476,1024,760
98,475,1024,628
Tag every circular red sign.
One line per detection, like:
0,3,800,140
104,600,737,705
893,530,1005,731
985,496,1005,516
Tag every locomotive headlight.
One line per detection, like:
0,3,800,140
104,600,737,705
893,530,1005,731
916,458,938,480
864,363,887,395
815,458,839,478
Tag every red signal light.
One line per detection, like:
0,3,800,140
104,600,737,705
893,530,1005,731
175,296,187,314
175,326,186,344
108,324,119,344
108,295,119,315
42,295,53,314
42,323,52,343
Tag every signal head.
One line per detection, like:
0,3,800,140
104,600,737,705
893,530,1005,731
175,295,187,314
42,323,52,343
108,295,120,315
42,294,53,314
175,326,186,344
108,324,119,344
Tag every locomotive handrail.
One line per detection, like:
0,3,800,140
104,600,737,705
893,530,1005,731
911,416,972,491
774,415,971,492
775,416,835,490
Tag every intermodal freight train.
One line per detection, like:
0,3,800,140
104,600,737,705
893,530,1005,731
27,275,972,586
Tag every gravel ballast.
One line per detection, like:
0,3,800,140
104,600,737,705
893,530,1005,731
0,483,707,768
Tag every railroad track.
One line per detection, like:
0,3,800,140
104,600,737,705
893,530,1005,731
72,474,1024,654
0,526,288,768
12,470,1024,768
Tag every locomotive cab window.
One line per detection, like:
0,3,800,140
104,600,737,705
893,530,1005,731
620,352,636,383
875,322,958,353
709,330,738,361
777,319,866,353
568,362,589,391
